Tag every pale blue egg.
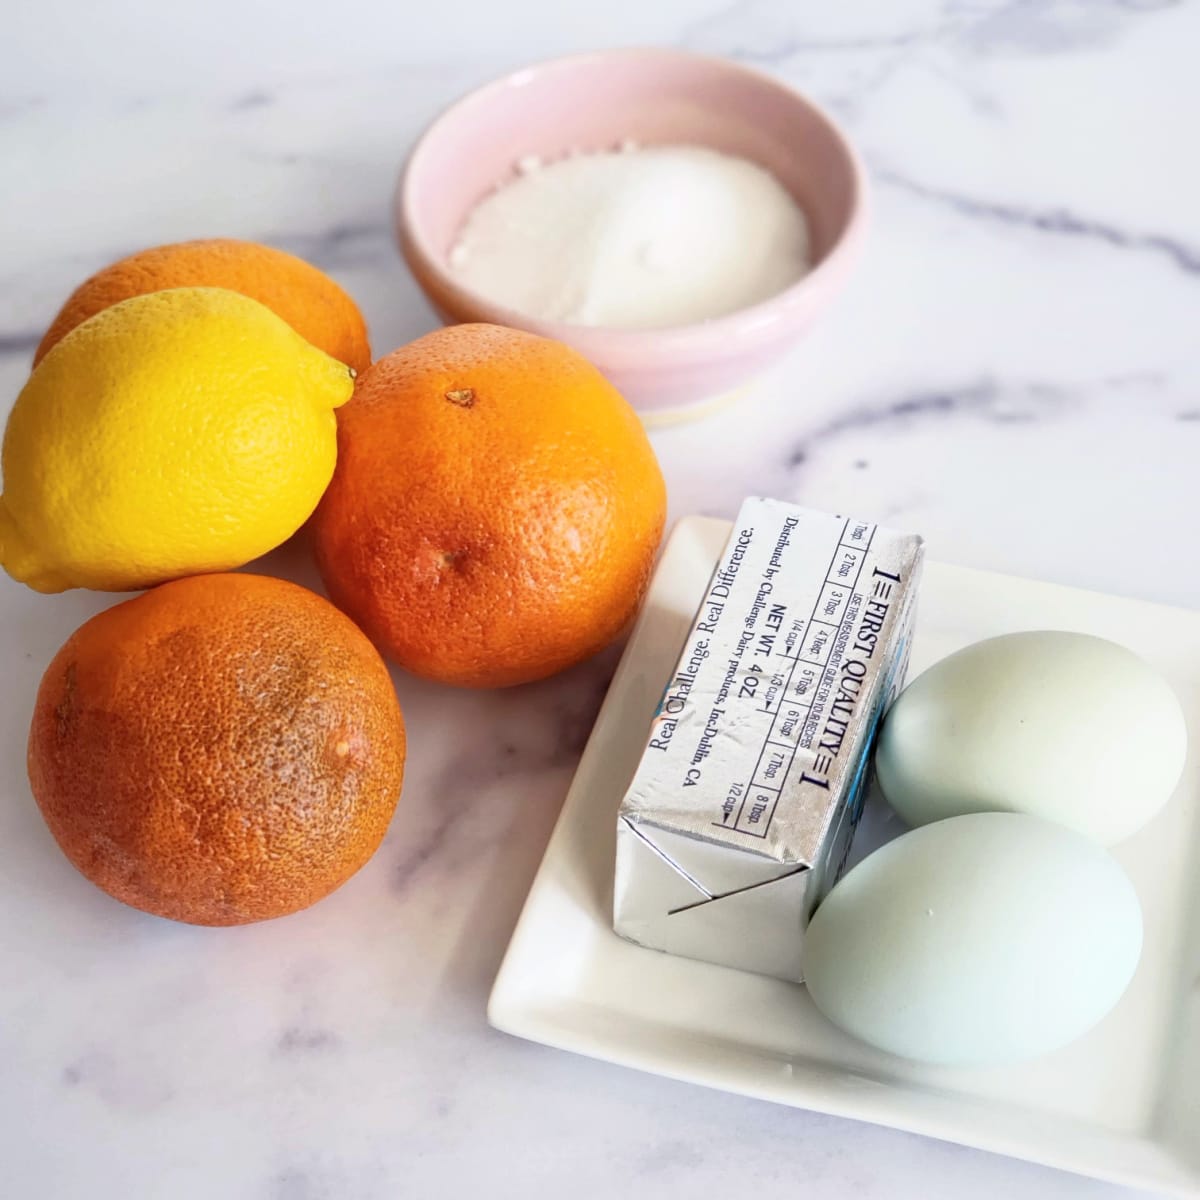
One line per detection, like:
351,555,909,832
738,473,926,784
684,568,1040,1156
875,631,1186,845
802,812,1143,1066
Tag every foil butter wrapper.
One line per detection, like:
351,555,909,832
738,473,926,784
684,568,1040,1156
614,498,924,981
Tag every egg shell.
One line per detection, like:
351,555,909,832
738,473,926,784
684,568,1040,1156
875,631,1187,845
802,812,1143,1066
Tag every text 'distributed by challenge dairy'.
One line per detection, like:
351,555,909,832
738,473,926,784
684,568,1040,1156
614,499,924,981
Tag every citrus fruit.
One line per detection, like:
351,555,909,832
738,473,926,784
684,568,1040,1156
28,573,405,926
35,238,371,373
0,287,353,593
311,323,667,688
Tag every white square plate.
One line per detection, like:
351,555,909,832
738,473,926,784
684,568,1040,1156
488,516,1200,1197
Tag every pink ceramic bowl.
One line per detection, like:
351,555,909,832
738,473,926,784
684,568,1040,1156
396,48,866,421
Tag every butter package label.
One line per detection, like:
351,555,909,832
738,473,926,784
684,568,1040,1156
614,498,924,980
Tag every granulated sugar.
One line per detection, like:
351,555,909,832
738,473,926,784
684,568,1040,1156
448,144,811,330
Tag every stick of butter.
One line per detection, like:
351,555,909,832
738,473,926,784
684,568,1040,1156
614,498,924,980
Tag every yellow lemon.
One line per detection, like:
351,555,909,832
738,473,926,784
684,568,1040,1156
0,287,354,593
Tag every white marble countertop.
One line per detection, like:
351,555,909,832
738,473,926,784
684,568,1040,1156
2,2,1197,1197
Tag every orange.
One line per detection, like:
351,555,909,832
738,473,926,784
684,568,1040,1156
311,323,667,688
28,573,405,926
35,238,371,374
